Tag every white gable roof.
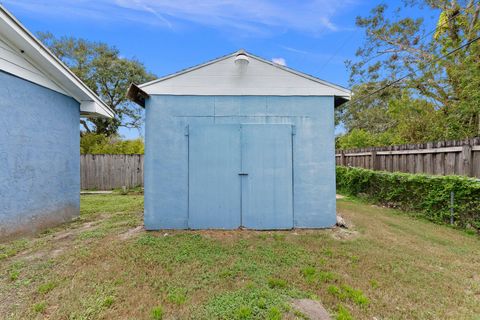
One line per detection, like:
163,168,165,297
134,50,351,103
0,5,114,118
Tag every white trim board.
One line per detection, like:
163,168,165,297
139,50,352,97
0,5,114,118
0,37,69,95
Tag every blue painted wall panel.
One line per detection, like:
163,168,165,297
0,71,80,238
189,125,241,229
145,95,336,229
241,124,293,229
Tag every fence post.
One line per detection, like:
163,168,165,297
340,151,346,166
461,144,472,177
371,151,378,170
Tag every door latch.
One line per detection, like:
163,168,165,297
238,173,249,176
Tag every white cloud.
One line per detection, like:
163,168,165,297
3,0,356,35
272,57,287,66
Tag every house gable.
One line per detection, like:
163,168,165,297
139,51,351,98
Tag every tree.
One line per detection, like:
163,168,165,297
39,33,156,136
340,0,480,147
80,133,144,154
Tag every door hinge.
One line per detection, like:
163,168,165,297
184,125,189,136
292,125,296,136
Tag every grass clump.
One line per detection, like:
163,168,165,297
267,278,287,289
103,296,115,308
151,305,164,320
166,288,187,305
33,301,46,313
336,304,353,320
267,307,282,320
38,281,56,294
328,285,369,307
199,287,289,319
301,266,337,284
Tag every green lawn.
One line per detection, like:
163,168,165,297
1,193,479,319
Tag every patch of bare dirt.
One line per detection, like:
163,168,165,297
291,299,332,320
14,220,103,262
118,226,144,241
331,227,359,240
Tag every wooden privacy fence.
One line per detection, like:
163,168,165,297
336,138,480,178
81,154,144,190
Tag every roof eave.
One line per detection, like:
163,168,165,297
127,83,149,108
80,101,116,118
334,95,350,108
0,5,115,118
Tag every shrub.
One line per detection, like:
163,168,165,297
336,166,480,232
80,133,144,154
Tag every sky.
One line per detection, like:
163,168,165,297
1,0,439,138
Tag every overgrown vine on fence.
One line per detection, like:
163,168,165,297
336,166,480,233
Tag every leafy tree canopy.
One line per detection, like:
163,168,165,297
80,133,144,154
338,0,480,148
39,33,156,136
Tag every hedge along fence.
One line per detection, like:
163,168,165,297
336,166,480,233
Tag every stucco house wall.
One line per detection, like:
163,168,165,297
0,5,113,239
144,95,337,229
0,71,80,238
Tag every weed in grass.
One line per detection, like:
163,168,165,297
370,279,379,289
257,234,268,240
166,288,187,305
328,285,341,296
200,287,289,319
318,271,337,283
7,262,25,281
328,285,369,307
103,296,115,308
257,297,267,309
0,239,29,260
341,285,369,306
38,281,56,294
268,278,287,289
272,234,286,241
301,266,316,278
33,301,46,313
9,269,20,281
267,307,282,320
151,305,164,320
323,249,334,257
336,305,353,320
301,267,337,284
236,306,253,319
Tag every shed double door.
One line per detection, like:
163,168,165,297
188,124,293,229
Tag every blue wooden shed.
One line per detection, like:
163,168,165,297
128,50,350,230
0,5,114,239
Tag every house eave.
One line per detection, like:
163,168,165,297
127,83,149,108
0,4,114,118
